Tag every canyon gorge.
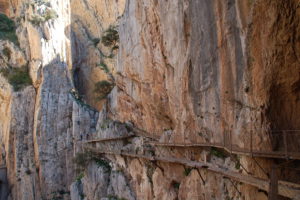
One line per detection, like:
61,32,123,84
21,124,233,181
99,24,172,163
0,0,299,199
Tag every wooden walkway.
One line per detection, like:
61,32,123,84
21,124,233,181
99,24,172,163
85,135,135,143
82,129,300,199
85,127,300,160
84,145,300,199
148,142,300,160
129,126,160,140
83,135,300,160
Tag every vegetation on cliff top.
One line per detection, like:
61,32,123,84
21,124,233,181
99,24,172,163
29,0,58,26
0,14,19,45
30,9,58,26
0,66,32,91
31,0,51,7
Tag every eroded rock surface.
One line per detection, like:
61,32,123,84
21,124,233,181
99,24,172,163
0,0,299,199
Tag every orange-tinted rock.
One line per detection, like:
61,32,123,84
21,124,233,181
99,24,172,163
109,0,300,151
0,1,9,15
0,0,299,199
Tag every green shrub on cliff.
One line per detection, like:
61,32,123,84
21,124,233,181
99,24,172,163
92,38,100,47
0,14,19,45
172,181,180,189
31,0,51,7
2,47,11,60
30,15,44,26
0,66,32,91
101,26,119,47
183,168,192,176
30,9,58,26
107,195,128,200
73,151,111,172
98,61,110,73
210,147,227,159
94,80,115,100
44,9,58,21
75,172,84,182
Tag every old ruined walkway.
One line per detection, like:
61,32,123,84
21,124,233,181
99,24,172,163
81,128,300,199
82,144,300,199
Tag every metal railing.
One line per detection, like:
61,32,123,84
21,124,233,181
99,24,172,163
150,130,300,160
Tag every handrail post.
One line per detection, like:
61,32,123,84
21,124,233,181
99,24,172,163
230,131,233,154
250,130,253,157
268,164,278,200
153,129,154,141
183,127,185,144
223,130,225,148
283,131,288,159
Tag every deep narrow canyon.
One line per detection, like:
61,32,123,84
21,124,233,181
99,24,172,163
0,0,299,199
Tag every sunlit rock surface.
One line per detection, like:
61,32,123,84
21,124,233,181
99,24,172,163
0,0,299,199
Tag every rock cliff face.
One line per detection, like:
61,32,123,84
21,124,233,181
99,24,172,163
0,0,299,200
111,0,300,149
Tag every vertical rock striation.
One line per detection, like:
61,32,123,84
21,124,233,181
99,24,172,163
0,0,299,199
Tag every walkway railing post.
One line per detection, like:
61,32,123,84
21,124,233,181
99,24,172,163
230,131,233,154
268,164,278,200
223,130,225,148
250,130,253,157
283,131,288,159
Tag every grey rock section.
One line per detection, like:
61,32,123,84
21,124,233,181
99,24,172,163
7,87,38,200
70,181,84,200
0,167,9,200
33,58,74,198
70,162,135,200
108,171,135,200
33,57,99,199
188,0,221,139
188,0,252,145
82,162,110,199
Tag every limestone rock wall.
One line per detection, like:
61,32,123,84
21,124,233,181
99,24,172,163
70,0,125,109
0,0,9,15
0,0,99,199
110,0,300,150
0,0,299,200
